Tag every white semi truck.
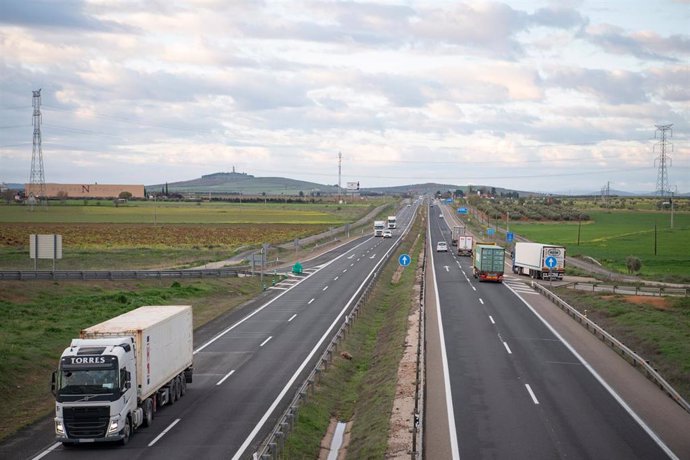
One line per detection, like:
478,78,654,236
457,235,473,256
52,305,193,446
512,242,566,280
387,216,397,229
451,225,465,246
374,220,386,236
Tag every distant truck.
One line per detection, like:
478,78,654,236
457,235,473,256
374,220,386,237
473,244,505,282
387,216,397,229
52,305,194,446
451,225,466,246
512,242,566,280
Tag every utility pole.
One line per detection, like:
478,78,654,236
654,124,673,198
29,89,47,208
338,151,342,203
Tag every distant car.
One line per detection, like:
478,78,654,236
382,230,392,238
436,241,448,252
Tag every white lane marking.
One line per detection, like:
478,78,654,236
308,298,315,304
260,336,272,347
472,286,476,291
323,285,329,291
504,283,678,459
357,258,361,262
30,443,60,460
348,254,354,259
428,215,461,460
525,384,539,404
351,263,354,267
232,205,417,460
193,236,375,355
444,266,449,272
288,314,297,322
489,315,495,324
343,269,347,273
370,254,376,259
148,418,181,447
479,298,484,304
503,342,512,354
216,369,236,386
334,276,339,281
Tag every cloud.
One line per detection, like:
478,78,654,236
546,67,648,104
0,0,133,32
585,24,690,61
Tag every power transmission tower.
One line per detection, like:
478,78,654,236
600,181,610,207
654,124,673,197
29,89,47,208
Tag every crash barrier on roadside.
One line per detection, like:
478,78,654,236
253,207,419,459
533,282,690,415
568,282,689,297
412,239,425,459
0,268,251,281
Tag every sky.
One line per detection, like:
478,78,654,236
1,0,689,194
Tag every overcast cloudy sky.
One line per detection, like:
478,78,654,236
1,0,688,194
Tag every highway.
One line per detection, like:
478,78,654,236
426,207,674,459
25,204,419,460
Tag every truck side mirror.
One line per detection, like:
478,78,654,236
51,371,57,396
125,370,131,389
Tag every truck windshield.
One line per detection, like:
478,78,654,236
58,369,118,395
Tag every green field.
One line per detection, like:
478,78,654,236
509,210,690,282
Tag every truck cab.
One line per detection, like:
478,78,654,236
53,338,141,445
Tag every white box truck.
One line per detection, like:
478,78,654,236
451,225,465,246
374,220,386,236
512,242,566,280
457,235,473,256
387,216,397,229
52,305,193,446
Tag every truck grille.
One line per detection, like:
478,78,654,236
63,406,110,438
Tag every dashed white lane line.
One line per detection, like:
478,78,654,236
216,369,236,386
334,276,339,281
503,342,513,354
308,298,315,304
343,269,347,273
323,285,329,291
148,418,181,447
525,384,540,404
472,286,476,291
351,263,354,267
288,314,297,322
489,315,495,324
479,298,484,304
260,336,272,347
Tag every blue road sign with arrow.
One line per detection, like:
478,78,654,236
506,232,514,242
399,254,411,267
458,207,468,214
545,256,557,268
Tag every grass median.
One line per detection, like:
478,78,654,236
280,208,424,459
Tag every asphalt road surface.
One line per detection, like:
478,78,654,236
425,209,674,459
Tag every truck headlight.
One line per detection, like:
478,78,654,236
107,418,121,434
55,420,64,435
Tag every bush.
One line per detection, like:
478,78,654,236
626,256,642,274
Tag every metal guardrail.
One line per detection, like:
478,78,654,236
253,207,418,459
411,237,425,459
533,282,690,415
0,267,250,281
568,282,689,297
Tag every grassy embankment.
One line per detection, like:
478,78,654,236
509,210,690,282
0,201,382,270
281,208,424,458
0,277,262,442
553,288,690,402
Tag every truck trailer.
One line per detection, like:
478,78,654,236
52,305,193,446
387,215,397,229
473,244,505,282
512,242,566,280
451,225,465,246
457,235,473,256
374,220,386,236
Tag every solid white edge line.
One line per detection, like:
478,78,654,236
30,442,60,460
193,236,375,355
148,418,181,447
429,212,461,460
503,341,512,355
308,298,315,304
260,336,272,347
489,315,495,325
525,384,539,404
288,313,297,322
232,204,418,460
217,369,236,386
504,283,678,460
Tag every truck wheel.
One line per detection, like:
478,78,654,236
169,381,177,405
174,375,182,400
143,398,154,427
180,375,187,396
119,417,131,445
